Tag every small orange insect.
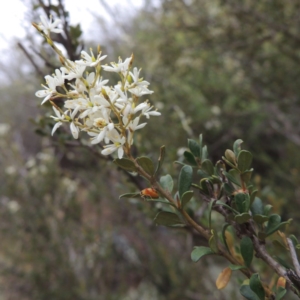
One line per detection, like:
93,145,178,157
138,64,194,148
140,188,159,199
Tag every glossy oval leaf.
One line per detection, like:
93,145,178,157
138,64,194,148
197,169,210,179
178,165,193,198
184,151,198,166
154,211,185,227
114,158,137,171
136,156,155,176
201,159,214,176
251,197,264,216
224,170,241,187
235,213,251,224
253,215,269,224
265,214,281,236
191,246,214,262
234,193,250,213
181,190,194,208
119,192,141,199
201,145,208,161
160,174,174,193
233,139,243,156
237,150,253,172
225,149,236,165
250,274,265,300
240,237,254,268
199,134,203,159
229,264,247,271
188,139,201,158
216,267,232,290
240,285,260,300
275,287,287,300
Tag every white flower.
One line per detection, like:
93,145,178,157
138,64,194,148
76,49,107,67
36,76,57,104
102,57,132,74
39,15,63,35
129,67,150,86
68,106,80,139
53,69,65,86
50,106,66,135
61,63,86,80
101,129,125,158
142,104,161,119
129,86,154,97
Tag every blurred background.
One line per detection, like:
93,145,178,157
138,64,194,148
1,0,300,299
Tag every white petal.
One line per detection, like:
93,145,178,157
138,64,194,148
70,122,79,139
117,147,124,159
51,122,62,136
101,145,117,155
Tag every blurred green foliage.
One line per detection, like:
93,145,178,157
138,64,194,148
0,0,300,299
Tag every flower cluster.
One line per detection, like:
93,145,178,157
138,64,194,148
34,16,160,159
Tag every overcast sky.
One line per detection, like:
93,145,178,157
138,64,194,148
0,0,144,50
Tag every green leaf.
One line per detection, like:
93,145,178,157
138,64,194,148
181,191,194,208
191,246,214,262
188,139,201,158
240,237,254,268
224,170,241,187
264,204,273,216
234,193,250,213
154,212,185,227
229,264,247,271
216,200,239,215
178,165,193,198
199,178,213,195
265,214,281,236
253,215,269,224
184,151,198,166
275,287,287,300
114,158,137,171
160,174,174,193
240,285,260,300
197,169,210,178
250,274,265,300
289,235,299,247
201,145,208,161
155,145,166,175
224,149,236,165
223,182,235,194
201,159,214,176
265,216,292,237
145,199,176,207
119,192,141,199
233,139,243,156
251,197,264,216
199,134,203,158
237,150,253,172
235,213,251,224
222,157,238,169
136,156,155,176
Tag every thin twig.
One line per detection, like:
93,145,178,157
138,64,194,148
288,238,300,278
